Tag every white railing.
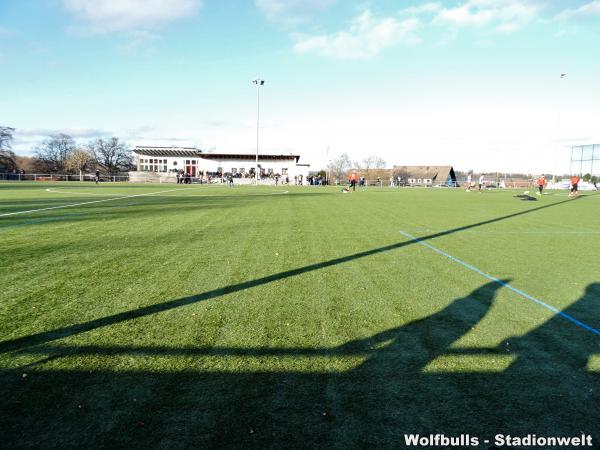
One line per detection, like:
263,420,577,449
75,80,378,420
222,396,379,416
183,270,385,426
0,173,130,182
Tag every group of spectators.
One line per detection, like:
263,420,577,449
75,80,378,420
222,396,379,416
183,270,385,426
306,175,327,185
174,170,304,185
176,171,194,184
175,170,224,184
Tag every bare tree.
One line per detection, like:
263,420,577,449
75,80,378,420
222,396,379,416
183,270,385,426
0,126,17,171
16,156,43,173
34,133,76,172
0,126,14,150
89,137,132,173
327,153,353,182
358,155,387,178
66,149,95,181
372,156,386,169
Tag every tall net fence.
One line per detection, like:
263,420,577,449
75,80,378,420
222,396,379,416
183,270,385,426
570,144,599,176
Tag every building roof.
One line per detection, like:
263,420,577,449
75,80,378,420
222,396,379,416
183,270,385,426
393,165,456,181
133,146,300,162
200,153,300,163
134,147,201,157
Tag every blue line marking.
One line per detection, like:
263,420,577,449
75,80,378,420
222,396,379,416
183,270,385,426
399,230,600,337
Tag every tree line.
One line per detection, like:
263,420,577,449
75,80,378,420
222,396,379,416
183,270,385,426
0,126,17,172
0,126,133,175
326,153,387,182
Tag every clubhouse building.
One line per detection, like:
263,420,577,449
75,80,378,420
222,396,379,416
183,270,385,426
131,146,310,183
393,166,457,187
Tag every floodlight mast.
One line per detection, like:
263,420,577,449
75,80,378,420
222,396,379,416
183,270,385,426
253,78,265,184
326,146,330,185
558,73,570,174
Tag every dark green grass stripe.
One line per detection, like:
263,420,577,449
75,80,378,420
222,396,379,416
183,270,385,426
0,194,585,354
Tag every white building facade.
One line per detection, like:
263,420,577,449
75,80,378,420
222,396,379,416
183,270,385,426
131,146,310,184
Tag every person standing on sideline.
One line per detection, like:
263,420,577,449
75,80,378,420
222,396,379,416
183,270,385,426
349,171,358,192
466,173,472,191
536,175,546,196
569,174,580,197
95,170,100,184
478,174,485,191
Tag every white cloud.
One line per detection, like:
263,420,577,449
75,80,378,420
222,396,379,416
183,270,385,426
255,0,335,23
398,1,600,33
117,30,161,55
556,0,600,21
399,2,443,16
62,0,202,33
16,128,110,138
293,10,420,59
11,128,112,155
290,1,550,59
434,0,543,32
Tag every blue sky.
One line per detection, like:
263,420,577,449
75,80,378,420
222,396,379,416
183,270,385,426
1,0,600,173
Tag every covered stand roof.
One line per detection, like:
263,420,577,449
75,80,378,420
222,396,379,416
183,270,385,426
133,146,300,162
201,154,300,162
134,147,201,158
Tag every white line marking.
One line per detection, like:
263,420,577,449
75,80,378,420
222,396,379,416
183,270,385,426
0,187,196,218
399,230,600,336
167,190,290,199
45,188,127,196
1,188,290,218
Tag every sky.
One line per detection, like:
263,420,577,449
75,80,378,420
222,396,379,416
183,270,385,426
1,0,600,174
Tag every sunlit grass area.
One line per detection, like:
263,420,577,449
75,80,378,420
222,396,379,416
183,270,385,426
1,182,599,448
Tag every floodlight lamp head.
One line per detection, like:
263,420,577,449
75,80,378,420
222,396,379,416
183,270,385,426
253,78,265,85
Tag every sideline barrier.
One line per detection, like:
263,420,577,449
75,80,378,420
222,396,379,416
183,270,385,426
0,173,130,182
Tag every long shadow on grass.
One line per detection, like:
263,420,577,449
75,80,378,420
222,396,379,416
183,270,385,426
0,191,323,228
0,195,590,354
2,282,598,448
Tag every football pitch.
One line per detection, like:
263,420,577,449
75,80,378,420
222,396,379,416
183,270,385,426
1,182,599,448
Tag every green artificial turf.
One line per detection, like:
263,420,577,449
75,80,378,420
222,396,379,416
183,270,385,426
1,182,599,449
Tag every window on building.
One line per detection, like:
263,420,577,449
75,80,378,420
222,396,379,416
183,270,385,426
268,168,273,175
232,168,237,174
139,157,169,172
282,168,288,175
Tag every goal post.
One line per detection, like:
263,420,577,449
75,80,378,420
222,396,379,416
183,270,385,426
570,144,599,176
